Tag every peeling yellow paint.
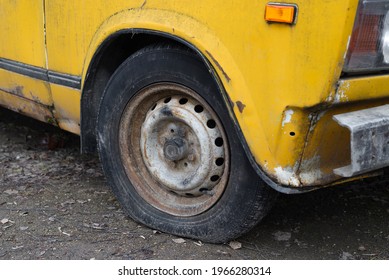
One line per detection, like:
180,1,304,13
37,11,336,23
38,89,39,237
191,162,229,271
334,81,350,103
274,166,300,187
298,155,323,186
282,109,294,127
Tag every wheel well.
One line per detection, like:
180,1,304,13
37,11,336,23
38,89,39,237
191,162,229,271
81,32,191,153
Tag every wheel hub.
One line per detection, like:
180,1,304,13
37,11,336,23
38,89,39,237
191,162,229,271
163,137,188,161
140,96,225,196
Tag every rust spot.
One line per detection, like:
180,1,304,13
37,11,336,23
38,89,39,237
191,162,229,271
0,85,24,97
13,86,24,97
205,50,231,83
236,101,246,113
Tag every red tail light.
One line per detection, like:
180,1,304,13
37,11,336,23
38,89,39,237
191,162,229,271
343,1,389,73
349,14,381,53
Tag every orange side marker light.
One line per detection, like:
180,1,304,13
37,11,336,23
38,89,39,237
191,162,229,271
265,3,297,24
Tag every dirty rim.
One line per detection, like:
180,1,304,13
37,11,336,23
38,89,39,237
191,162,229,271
119,83,229,216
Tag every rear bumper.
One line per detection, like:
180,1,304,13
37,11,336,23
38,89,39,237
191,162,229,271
333,104,389,177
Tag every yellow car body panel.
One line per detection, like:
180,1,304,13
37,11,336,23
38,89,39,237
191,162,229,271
0,0,388,189
0,0,53,107
50,84,81,134
0,0,46,67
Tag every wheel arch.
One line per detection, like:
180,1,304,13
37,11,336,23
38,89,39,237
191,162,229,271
81,28,234,152
81,28,301,194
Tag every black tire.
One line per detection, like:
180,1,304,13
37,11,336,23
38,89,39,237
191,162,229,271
97,44,277,243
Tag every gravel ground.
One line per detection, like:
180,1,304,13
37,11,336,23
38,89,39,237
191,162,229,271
0,107,388,260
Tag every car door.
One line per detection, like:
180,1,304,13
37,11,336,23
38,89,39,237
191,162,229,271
0,0,53,121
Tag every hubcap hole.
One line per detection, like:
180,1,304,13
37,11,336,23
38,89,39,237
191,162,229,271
164,97,172,103
207,119,216,129
151,103,157,111
210,175,220,182
179,98,188,104
215,137,224,147
194,105,204,113
215,158,224,166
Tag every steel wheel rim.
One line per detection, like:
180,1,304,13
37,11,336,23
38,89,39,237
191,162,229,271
119,83,229,216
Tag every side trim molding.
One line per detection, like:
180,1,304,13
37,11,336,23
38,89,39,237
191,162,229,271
0,58,81,89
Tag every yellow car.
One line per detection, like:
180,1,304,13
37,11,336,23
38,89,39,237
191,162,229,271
1,0,388,243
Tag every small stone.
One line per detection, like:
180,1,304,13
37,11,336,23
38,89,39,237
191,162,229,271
91,223,106,230
61,199,75,206
273,231,292,241
36,251,46,257
172,238,186,244
340,251,354,260
217,250,230,256
358,245,366,251
77,200,88,204
4,189,19,195
228,241,242,250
